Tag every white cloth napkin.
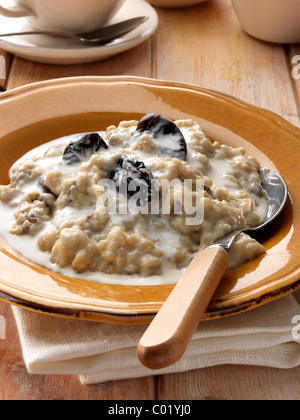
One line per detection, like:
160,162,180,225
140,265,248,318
12,291,300,385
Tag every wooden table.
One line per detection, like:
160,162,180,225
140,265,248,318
0,0,300,400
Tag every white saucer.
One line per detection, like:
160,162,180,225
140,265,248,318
0,0,158,65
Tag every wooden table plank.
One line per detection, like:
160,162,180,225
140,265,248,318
153,0,300,127
6,40,152,89
156,365,300,401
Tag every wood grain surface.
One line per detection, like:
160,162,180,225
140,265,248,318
0,0,299,400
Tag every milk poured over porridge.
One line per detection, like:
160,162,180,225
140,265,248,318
0,115,267,285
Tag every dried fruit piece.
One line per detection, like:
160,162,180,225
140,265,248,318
132,113,187,161
109,157,154,206
63,133,108,165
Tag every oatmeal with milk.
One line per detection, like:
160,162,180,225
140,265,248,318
0,114,268,284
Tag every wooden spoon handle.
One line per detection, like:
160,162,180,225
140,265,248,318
137,246,229,370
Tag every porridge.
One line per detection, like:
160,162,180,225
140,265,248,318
0,114,268,284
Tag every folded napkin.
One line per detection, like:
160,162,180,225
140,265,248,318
12,291,300,385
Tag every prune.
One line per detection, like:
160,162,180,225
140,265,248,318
63,133,108,165
132,113,187,161
109,157,154,206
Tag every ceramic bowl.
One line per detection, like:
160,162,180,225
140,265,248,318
232,0,300,44
0,76,299,324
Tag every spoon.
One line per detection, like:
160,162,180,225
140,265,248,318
137,168,288,370
0,16,148,45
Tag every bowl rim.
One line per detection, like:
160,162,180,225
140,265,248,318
0,75,299,324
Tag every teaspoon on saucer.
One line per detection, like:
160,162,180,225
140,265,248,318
0,16,148,45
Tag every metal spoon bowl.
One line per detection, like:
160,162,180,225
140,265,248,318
138,168,288,370
211,168,288,251
0,16,148,45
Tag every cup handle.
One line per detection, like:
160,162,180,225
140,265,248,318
0,4,35,18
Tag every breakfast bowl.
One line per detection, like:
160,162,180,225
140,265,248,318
0,76,299,324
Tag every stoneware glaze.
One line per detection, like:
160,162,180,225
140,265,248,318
0,76,299,324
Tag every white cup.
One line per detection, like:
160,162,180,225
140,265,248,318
232,0,300,44
0,0,125,33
